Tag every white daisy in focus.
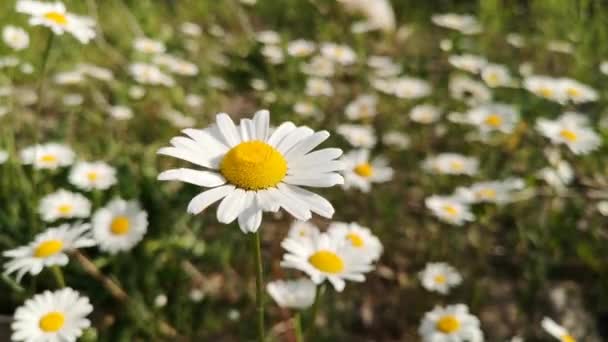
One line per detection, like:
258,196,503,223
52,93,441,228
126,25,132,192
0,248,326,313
431,13,481,34
419,262,462,294
280,232,373,291
3,25,29,50
425,195,474,226
341,149,393,192
133,37,166,54
536,112,601,155
336,124,377,148
423,153,478,176
382,131,410,150
92,198,148,254
464,103,519,134
327,221,382,262
541,317,577,342
448,54,487,74
287,39,316,57
419,304,483,342
157,110,344,233
129,62,175,86
3,223,95,281
16,0,96,44
266,278,316,309
11,287,93,342
481,64,512,88
305,77,333,97
68,161,117,191
320,42,356,65
410,104,442,124
39,189,91,222
345,94,377,121
288,220,320,241
20,143,74,170
455,178,524,204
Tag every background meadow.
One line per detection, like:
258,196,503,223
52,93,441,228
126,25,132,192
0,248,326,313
1,0,608,341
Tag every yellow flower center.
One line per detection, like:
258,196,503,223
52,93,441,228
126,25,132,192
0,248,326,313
484,114,503,127
308,250,345,274
561,334,576,342
354,163,373,177
486,73,499,84
220,141,287,190
87,171,99,182
434,274,447,284
539,87,553,97
44,11,68,25
39,311,65,332
566,87,580,97
58,204,73,215
346,233,364,247
40,154,57,163
443,205,459,216
110,216,130,235
436,315,460,334
449,161,463,171
477,188,496,199
34,239,63,258
560,129,578,142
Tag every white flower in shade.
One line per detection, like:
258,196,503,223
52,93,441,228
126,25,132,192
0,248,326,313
20,143,74,170
558,78,598,104
345,94,377,121
523,75,564,103
536,112,601,155
539,159,574,192
180,22,202,37
423,153,479,176
92,198,148,254
338,0,395,32
449,75,491,105
341,149,393,192
287,39,316,57
154,294,168,308
320,43,356,65
16,0,96,44
157,111,344,233
336,124,377,148
419,304,483,342
185,94,204,108
129,62,175,86
425,195,475,226
481,64,512,87
3,25,29,50
547,40,574,54
280,232,373,291
54,70,84,85
288,220,320,241
266,278,316,309
419,262,463,294
294,101,321,119
431,13,481,34
301,55,335,77
464,103,519,134
305,77,333,96
327,222,382,262
456,178,524,204
108,105,133,120
506,33,525,48
597,201,608,216
39,190,91,222
3,223,95,281
600,61,608,75
382,131,410,150
11,287,93,342
391,77,432,99
129,85,146,99
368,55,401,77
448,54,487,74
410,104,442,124
541,317,577,342
0,150,9,164
256,30,281,45
133,37,165,54
261,44,285,64
68,161,117,191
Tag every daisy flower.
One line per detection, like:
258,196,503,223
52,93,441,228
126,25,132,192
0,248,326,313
20,143,75,170
423,153,479,176
39,189,91,222
464,103,519,134
449,75,491,105
287,39,316,57
558,78,598,104
3,223,95,281
256,30,281,45
293,101,322,119
157,110,344,233
345,94,377,121
481,64,512,87
341,149,393,192
133,36,166,54
16,0,96,44
92,198,148,254
419,262,463,294
541,317,577,342
266,278,316,309
68,161,117,191
261,44,285,64
288,220,320,241
327,221,383,262
425,195,475,226
280,232,373,291
523,75,564,103
382,131,410,150
448,54,487,74
108,105,133,120
390,77,432,99
339,0,396,33
305,77,333,97
3,25,30,50
320,42,356,65
336,124,377,148
180,22,202,37
129,62,175,86
0,150,9,164
301,55,335,77
368,55,401,77
455,178,524,204
431,13,481,34
11,287,93,342
410,104,442,124
536,112,601,155
419,304,483,342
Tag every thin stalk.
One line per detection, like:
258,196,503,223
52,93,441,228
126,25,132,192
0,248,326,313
307,283,324,340
251,231,265,342
294,312,303,342
51,265,65,288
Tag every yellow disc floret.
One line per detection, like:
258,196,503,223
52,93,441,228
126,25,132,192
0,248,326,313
39,311,65,332
308,250,345,274
220,140,287,190
560,129,578,142
110,216,130,235
34,240,63,258
44,12,68,25
354,163,373,177
434,274,447,284
436,315,460,334
484,114,503,127
346,233,365,247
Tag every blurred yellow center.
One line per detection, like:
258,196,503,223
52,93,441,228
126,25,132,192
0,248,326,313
346,233,364,247
443,205,459,216
487,73,499,84
87,172,99,182
484,114,503,127
34,240,63,258
560,129,578,142
39,311,65,332
566,88,580,97
477,188,496,199
561,334,576,342
434,275,447,284
308,250,344,273
110,216,130,235
58,204,73,215
354,163,373,177
436,315,460,333
40,154,57,163
44,12,68,25
220,141,287,190
539,87,553,97
450,161,463,171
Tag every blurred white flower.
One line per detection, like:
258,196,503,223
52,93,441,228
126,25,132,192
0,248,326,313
419,304,483,341
541,317,576,342
597,201,608,216
481,64,512,87
20,143,75,170
464,103,519,134
39,189,91,222
154,294,168,308
382,131,410,150
419,262,462,294
336,124,377,148
92,198,148,254
108,105,134,120
321,42,356,65
448,54,487,74
261,44,285,64
425,195,475,226
2,25,29,50
134,36,166,54
180,22,202,37
256,30,280,45
129,63,174,86
431,13,481,34
267,278,316,309
305,77,333,96
69,161,117,191
423,153,478,176
449,75,491,105
341,149,393,192
536,112,601,155
288,220,320,242
410,104,442,124
455,178,525,204
338,0,395,32
328,221,383,262
345,94,377,121
301,55,335,77
287,39,316,57
0,150,8,164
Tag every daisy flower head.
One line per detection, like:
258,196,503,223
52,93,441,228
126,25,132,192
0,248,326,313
345,94,377,121
301,55,335,77
108,105,133,120
367,55,401,77
287,39,316,57
0,150,9,164
425,195,475,226
481,63,512,87
157,110,344,233
68,161,117,191
339,0,396,33
129,62,175,86
3,223,95,281
523,75,564,103
16,0,96,44
336,124,377,148
11,287,93,342
558,78,598,104
327,221,383,262
419,262,463,294
382,131,410,150
465,103,519,134
419,304,483,342
305,77,333,97
410,104,442,124
455,178,524,204
431,13,481,34
39,189,91,222
541,317,576,342
391,77,432,99
448,54,487,74
3,25,30,50
536,112,601,155
288,220,321,241
256,30,281,45
266,278,316,309
261,44,285,64
423,153,479,176
92,198,148,254
320,42,356,65
20,143,74,170
280,232,373,291
133,36,166,54
341,149,393,192
449,75,491,105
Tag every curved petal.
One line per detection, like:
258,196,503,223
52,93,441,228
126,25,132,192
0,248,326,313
158,168,226,187
187,185,235,215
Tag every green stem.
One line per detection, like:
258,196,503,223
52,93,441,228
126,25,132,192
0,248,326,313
251,231,265,341
294,312,303,342
51,266,65,288
307,283,324,340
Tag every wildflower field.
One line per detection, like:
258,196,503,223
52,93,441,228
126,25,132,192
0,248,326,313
2,0,608,341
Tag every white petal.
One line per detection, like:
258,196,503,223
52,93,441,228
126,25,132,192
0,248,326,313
215,113,241,147
157,147,216,169
158,168,226,187
289,148,343,168
238,194,263,233
277,127,315,154
216,188,247,224
284,174,344,187
187,185,235,214
274,186,312,221
284,130,330,161
278,184,335,218
253,109,270,141
267,122,296,147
